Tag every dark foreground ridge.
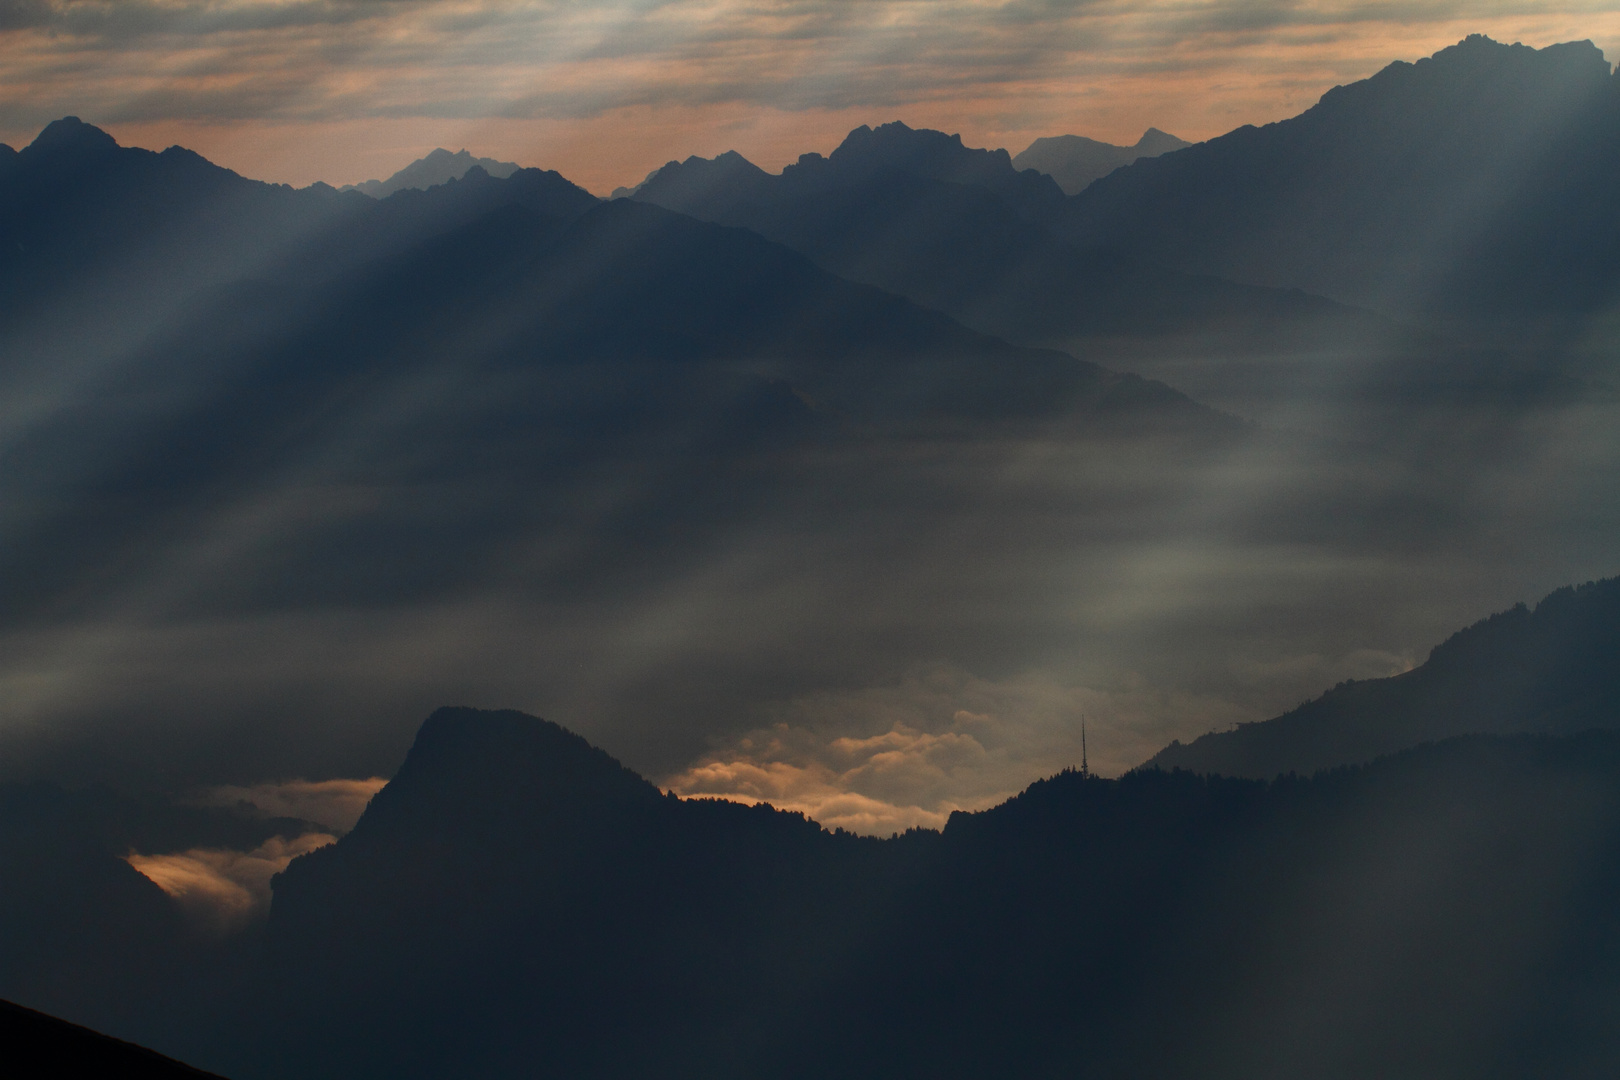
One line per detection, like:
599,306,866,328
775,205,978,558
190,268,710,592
1149,576,1620,777
5,705,1620,1076
1,998,228,1078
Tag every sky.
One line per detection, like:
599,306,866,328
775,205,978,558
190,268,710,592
2,0,1620,193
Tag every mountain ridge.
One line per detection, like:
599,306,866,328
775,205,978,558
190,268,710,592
630,121,1361,350
1146,576,1620,778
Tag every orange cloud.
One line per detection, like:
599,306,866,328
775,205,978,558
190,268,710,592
128,831,336,934
664,663,1263,834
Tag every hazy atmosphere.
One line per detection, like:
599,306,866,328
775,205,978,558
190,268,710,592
3,6,1620,1075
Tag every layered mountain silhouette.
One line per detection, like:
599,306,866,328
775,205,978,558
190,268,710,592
343,147,521,199
1012,128,1192,195
6,575,1620,1077
1148,577,1620,777
629,120,1358,351
152,709,1620,1077
2,999,229,1079
1062,35,1620,317
0,117,598,331
0,118,1226,639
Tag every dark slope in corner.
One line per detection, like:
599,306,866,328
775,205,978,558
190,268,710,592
242,708,1620,1079
631,121,1359,351
1062,36,1620,317
1147,576,1620,778
1,999,229,1079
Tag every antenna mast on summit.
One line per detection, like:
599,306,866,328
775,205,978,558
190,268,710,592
1081,716,1089,778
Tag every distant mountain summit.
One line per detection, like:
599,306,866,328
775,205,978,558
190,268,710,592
1146,576,1620,778
344,147,521,198
1013,128,1192,195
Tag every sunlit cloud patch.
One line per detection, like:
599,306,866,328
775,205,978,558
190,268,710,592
664,663,1261,834
127,831,337,933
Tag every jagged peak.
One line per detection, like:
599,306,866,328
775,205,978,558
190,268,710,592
348,708,663,839
26,116,120,157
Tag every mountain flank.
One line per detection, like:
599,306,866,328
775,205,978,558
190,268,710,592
1147,576,1620,778
1061,35,1620,317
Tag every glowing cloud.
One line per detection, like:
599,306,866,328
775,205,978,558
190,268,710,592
127,831,337,933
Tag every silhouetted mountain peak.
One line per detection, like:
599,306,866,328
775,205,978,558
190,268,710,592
827,121,1001,172
25,116,119,159
630,149,771,207
1134,128,1190,154
345,708,663,840
795,121,1064,211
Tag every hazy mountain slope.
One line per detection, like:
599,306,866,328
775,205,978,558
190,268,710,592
631,121,1359,349
1012,128,1191,195
344,148,521,198
0,184,1224,634
1146,576,1620,778
0,118,363,327
1061,36,1620,316
216,708,1620,1079
1,999,229,1079
0,119,599,330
